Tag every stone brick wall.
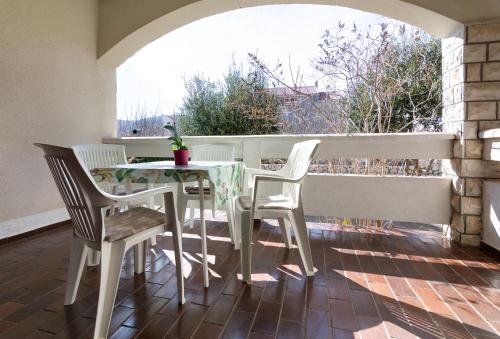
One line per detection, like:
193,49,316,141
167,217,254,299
442,22,500,246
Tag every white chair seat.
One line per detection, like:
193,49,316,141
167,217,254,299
104,207,165,242
238,195,294,210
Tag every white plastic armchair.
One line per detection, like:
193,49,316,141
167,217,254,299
235,140,320,284
72,144,159,263
35,143,184,339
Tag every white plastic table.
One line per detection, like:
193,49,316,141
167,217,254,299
91,160,244,287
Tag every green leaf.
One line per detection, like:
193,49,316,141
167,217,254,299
164,124,177,136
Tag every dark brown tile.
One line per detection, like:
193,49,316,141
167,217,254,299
449,301,497,336
327,277,350,300
0,320,14,335
221,310,254,339
276,319,303,339
235,285,263,313
51,316,95,339
252,301,281,335
262,280,286,303
135,314,176,338
0,302,24,320
192,322,223,339
329,299,358,331
122,296,168,329
109,325,139,339
350,290,378,318
167,303,208,338
306,284,329,311
249,332,274,339
281,292,305,323
205,294,237,325
306,309,332,339
119,282,162,308
332,327,359,339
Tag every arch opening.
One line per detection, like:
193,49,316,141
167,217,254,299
98,0,462,67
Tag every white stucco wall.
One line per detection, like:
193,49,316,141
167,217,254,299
0,0,116,228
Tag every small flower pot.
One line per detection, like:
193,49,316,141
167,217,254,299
173,149,189,166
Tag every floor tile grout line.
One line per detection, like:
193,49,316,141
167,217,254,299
400,231,495,338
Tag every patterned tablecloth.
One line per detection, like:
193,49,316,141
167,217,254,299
90,161,245,208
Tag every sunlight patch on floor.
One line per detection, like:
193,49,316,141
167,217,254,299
236,272,278,282
162,249,192,277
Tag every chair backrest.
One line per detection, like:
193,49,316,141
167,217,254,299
72,144,127,171
281,140,320,206
35,143,114,244
191,144,236,161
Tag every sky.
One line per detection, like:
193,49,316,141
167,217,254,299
116,4,393,120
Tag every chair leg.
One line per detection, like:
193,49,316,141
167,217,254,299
150,236,157,247
94,241,126,339
134,240,147,274
226,197,235,244
86,249,101,267
211,193,216,219
189,201,195,229
64,236,89,305
277,217,293,249
240,210,253,284
289,206,314,276
233,205,242,250
198,180,209,288
148,187,158,247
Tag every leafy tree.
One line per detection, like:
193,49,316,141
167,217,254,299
250,22,442,134
316,23,442,133
178,65,280,135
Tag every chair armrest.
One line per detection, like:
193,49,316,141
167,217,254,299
103,186,173,203
253,174,300,184
244,167,279,176
248,174,302,216
243,167,285,194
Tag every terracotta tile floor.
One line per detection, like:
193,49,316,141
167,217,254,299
0,218,499,338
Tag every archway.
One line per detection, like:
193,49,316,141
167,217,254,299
97,0,462,67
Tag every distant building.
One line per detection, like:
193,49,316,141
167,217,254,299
266,83,335,110
266,83,338,133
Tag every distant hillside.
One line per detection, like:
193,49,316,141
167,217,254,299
117,115,176,137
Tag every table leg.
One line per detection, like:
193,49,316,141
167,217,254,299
175,183,184,226
164,191,185,304
199,178,209,288
147,182,155,209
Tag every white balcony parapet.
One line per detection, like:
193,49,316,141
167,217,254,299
104,133,455,225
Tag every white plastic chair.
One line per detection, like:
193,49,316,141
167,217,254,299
72,144,154,204
177,144,236,231
73,144,158,259
35,143,184,339
235,140,320,284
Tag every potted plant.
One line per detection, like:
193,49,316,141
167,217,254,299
164,124,189,165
